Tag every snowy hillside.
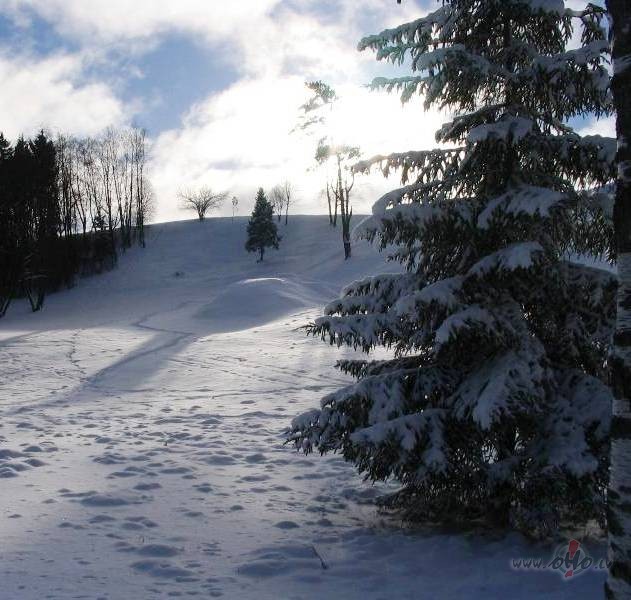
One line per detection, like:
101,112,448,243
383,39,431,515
0,216,606,599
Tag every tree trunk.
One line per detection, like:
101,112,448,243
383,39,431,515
326,184,334,226
259,247,264,262
341,183,351,259
343,235,351,260
0,296,11,318
108,219,117,263
117,201,126,251
607,1,631,598
24,274,45,313
339,167,353,260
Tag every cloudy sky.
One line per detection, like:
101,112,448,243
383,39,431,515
0,0,614,222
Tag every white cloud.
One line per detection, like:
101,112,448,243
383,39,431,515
2,0,437,221
578,115,616,138
149,76,442,223
0,52,126,139
5,0,280,47
99,0,440,222
3,0,426,84
8,0,609,226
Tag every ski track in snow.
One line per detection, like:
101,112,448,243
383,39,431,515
0,217,605,599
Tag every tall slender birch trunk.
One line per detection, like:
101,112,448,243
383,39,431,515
607,1,631,598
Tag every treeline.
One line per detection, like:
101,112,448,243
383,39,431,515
0,127,152,316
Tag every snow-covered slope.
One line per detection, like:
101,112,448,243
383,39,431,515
0,216,605,599
1,216,391,337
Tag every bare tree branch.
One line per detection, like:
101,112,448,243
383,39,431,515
269,185,285,222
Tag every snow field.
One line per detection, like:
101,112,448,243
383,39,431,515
0,217,606,599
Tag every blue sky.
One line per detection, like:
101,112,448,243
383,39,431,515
0,0,614,222
0,4,243,134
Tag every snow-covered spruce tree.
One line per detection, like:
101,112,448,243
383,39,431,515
245,188,280,262
288,0,617,535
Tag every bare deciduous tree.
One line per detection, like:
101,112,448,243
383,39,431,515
318,140,359,259
269,182,294,224
297,81,359,258
129,128,148,247
97,127,119,263
269,185,285,222
179,187,228,221
281,180,293,225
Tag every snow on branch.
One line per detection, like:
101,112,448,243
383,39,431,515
434,305,502,348
451,346,547,430
325,273,420,317
533,39,610,72
477,185,569,228
468,116,533,144
357,6,450,59
468,242,544,277
542,370,612,476
353,148,463,184
394,276,465,317
350,410,445,458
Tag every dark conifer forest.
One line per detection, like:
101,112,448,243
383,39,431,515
0,128,151,316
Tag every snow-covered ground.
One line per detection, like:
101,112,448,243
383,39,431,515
0,216,606,599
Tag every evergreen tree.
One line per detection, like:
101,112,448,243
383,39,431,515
24,131,59,310
0,133,11,161
606,0,631,596
289,0,616,536
0,133,15,316
245,188,280,262
9,137,37,306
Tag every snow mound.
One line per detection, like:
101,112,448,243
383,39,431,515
196,277,319,333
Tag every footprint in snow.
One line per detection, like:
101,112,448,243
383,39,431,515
118,543,179,557
237,544,324,578
60,490,150,507
274,520,300,529
134,482,162,491
130,560,196,580
244,453,267,463
89,514,117,524
193,483,212,494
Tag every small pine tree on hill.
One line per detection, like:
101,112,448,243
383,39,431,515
289,0,616,536
245,188,280,262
